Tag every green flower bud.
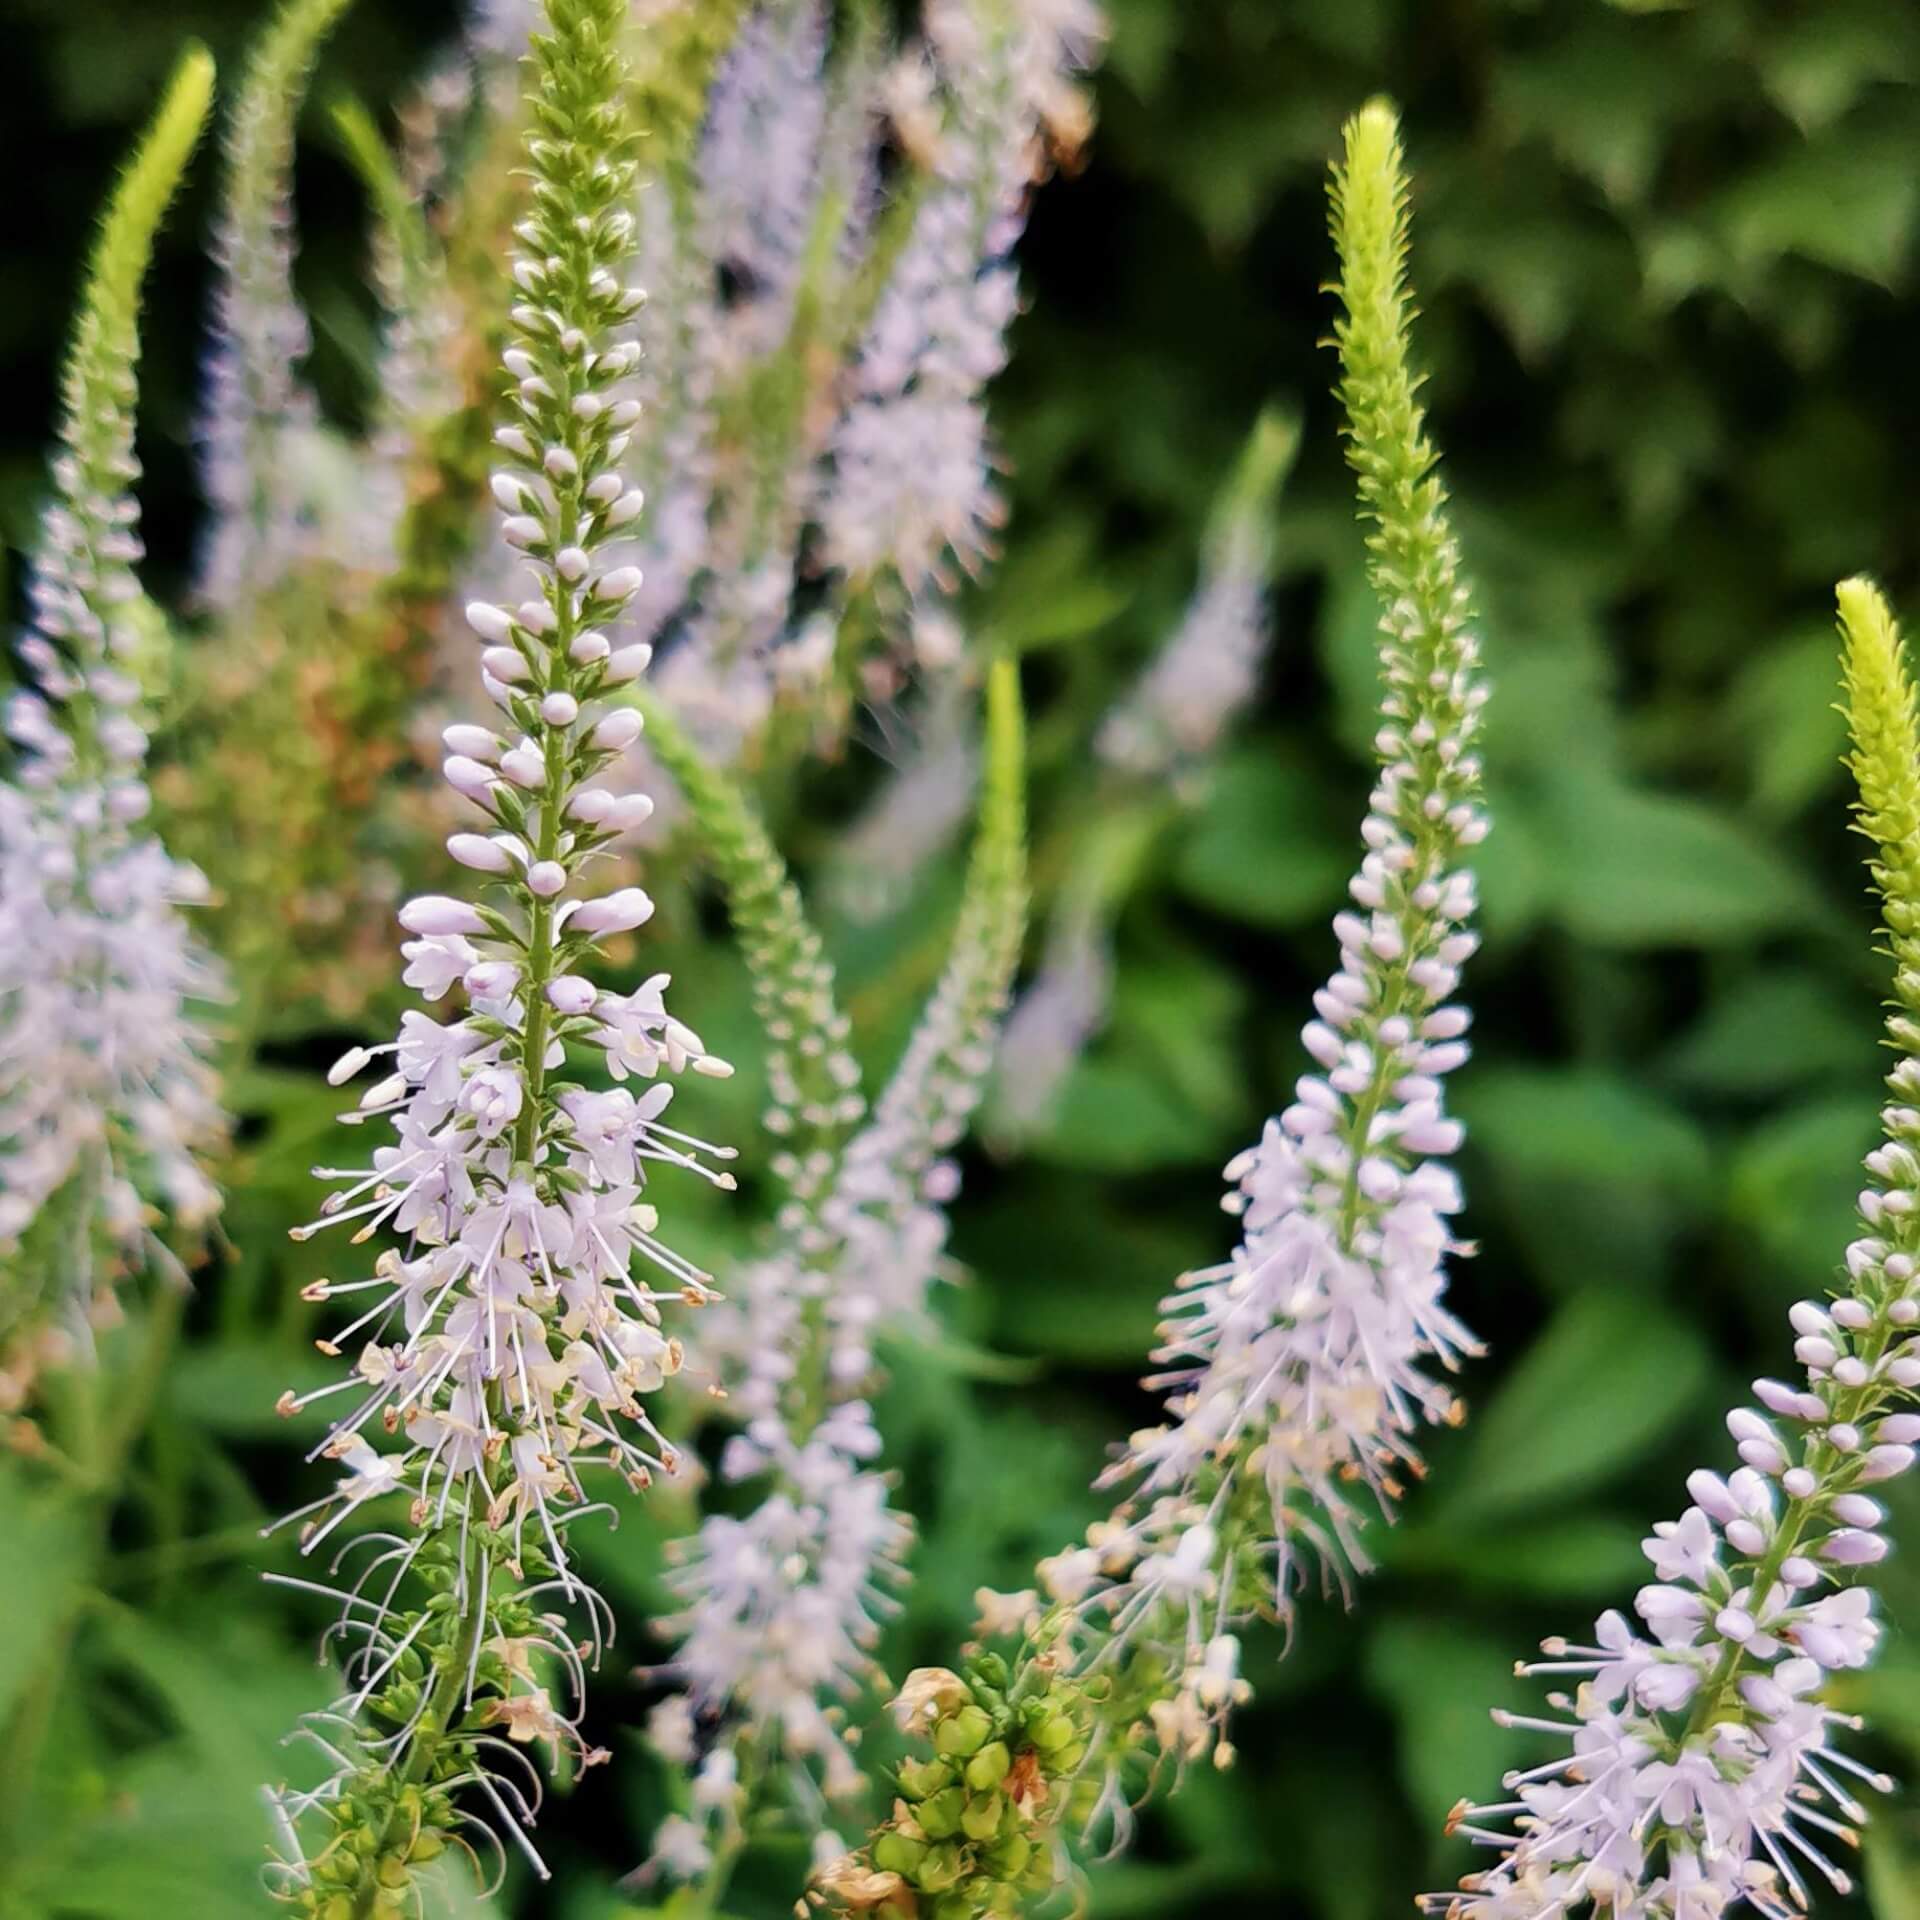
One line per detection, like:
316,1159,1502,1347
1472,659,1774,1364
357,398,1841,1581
407,1831,444,1864
934,1704,993,1758
874,1830,930,1877
1028,1712,1076,1753
928,1894,976,1920
961,1793,1006,1842
897,1756,955,1801
1020,1846,1058,1893
1045,1740,1087,1775
972,1652,1009,1689
985,1831,1032,1879
912,1841,967,1895
964,1741,1011,1791
916,1786,967,1841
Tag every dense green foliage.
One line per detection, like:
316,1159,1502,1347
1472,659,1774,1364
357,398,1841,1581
8,1,1920,1917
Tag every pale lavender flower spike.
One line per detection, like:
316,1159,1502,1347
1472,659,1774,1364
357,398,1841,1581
2,55,224,1325
195,0,350,612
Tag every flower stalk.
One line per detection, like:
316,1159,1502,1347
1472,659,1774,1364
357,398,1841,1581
812,94,1491,1919
264,3,735,1905
1423,576,1920,1920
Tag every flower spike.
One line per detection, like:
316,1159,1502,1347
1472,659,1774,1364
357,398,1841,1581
1,47,224,1376
813,95,1491,1920
1421,577,1920,1920
644,658,1028,1876
196,0,354,612
264,2,733,1905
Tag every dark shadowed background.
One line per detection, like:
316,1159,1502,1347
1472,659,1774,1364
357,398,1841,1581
7,1,1920,1917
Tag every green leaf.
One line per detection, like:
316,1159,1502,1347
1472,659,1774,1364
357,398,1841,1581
1462,1066,1712,1196
1759,3,1920,133
1540,768,1813,948
1726,624,1851,821
1665,970,1870,1096
1434,1290,1712,1523
1363,1616,1516,1840
1490,20,1696,206
1728,1097,1877,1289
1171,747,1350,930
1711,117,1920,288
1387,1512,1649,1599
1039,1055,1223,1175
0,1465,89,1724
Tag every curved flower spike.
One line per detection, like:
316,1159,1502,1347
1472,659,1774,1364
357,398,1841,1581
812,96,1492,1920
1423,578,1920,1920
644,659,1027,1878
1,47,224,1379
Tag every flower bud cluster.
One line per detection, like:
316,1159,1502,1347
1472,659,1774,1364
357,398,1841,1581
267,1,733,1899
810,1655,1094,1920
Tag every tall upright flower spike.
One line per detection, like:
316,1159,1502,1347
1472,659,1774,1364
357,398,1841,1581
819,0,1105,604
263,4,736,1905
195,0,352,612
812,97,1489,1920
0,49,223,1371
331,93,465,578
1423,578,1920,1920
1097,407,1297,789
643,660,1028,1884
637,687,867,1230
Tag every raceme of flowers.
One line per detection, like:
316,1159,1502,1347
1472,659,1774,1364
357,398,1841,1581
457,0,1109,770
637,661,1027,1882
262,4,736,1906
1055,86,1487,1755
990,403,1296,1149
809,94,1491,1920
195,0,349,613
1422,576,1920,1920
0,48,223,1375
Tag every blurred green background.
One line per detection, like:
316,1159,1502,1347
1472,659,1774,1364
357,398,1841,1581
9,0,1920,1916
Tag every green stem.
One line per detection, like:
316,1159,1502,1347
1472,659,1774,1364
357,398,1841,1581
351,1501,494,1920
0,1279,187,1874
